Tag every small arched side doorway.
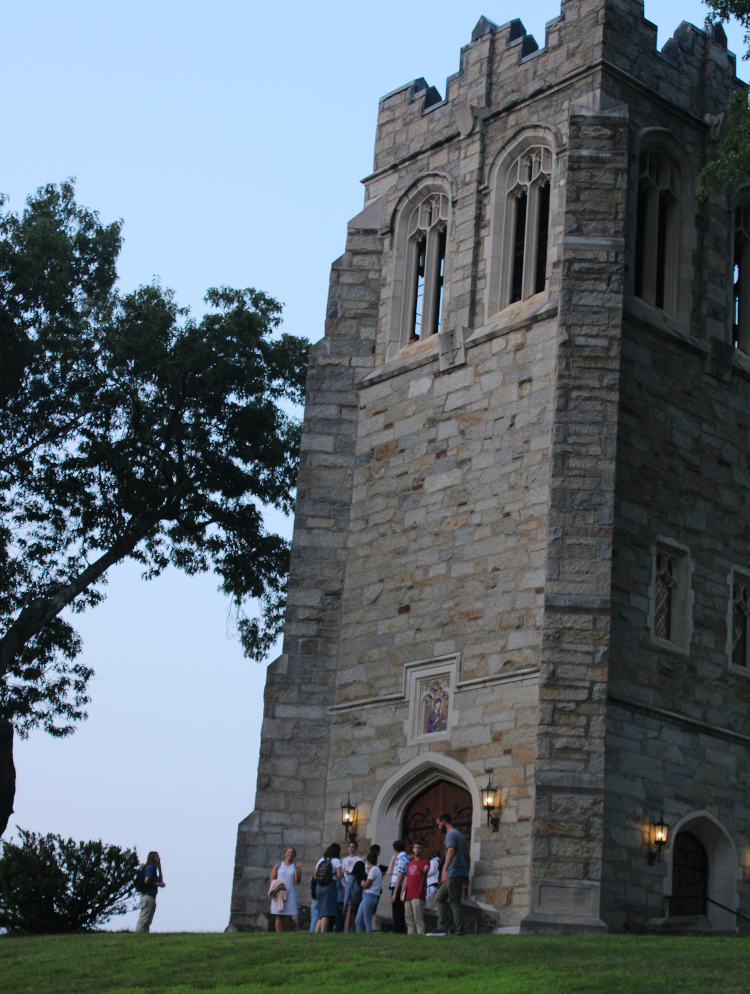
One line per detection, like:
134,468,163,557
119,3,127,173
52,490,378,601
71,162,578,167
402,779,472,859
664,811,740,930
671,831,708,917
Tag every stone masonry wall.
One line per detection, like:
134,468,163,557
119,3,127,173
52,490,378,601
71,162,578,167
603,321,750,929
322,309,559,926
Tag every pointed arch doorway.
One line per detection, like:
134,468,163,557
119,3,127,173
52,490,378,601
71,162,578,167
402,779,472,859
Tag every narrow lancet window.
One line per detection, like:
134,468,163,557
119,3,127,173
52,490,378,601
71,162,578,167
511,193,527,304
732,579,749,667
430,227,446,338
535,182,550,294
411,236,426,340
403,194,449,342
734,208,750,353
634,152,679,315
654,551,675,641
502,146,552,308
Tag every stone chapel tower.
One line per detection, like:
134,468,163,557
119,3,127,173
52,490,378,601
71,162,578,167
230,0,750,933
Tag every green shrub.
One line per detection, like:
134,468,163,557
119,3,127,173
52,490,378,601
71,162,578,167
0,829,138,932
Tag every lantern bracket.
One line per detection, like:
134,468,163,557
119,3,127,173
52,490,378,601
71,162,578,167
647,813,669,865
341,793,357,844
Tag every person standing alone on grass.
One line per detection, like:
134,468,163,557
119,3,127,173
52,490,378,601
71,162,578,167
355,850,382,933
269,847,301,932
399,841,430,934
387,840,409,934
432,814,469,936
135,851,165,933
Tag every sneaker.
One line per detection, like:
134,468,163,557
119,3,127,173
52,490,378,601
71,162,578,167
426,931,448,936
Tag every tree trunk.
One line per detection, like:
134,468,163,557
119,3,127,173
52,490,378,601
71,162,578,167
0,719,15,837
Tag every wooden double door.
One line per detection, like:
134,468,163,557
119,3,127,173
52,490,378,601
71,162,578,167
402,779,472,860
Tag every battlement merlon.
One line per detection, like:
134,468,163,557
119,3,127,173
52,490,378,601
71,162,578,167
365,0,740,187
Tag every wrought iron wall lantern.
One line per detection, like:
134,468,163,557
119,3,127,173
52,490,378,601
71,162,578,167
341,793,357,843
481,773,500,832
647,814,669,865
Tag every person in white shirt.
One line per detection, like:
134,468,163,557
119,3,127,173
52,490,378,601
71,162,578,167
341,840,364,884
426,850,441,899
355,850,382,933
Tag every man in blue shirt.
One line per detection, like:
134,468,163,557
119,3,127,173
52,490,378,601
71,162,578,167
433,814,469,935
135,850,165,933
388,840,409,933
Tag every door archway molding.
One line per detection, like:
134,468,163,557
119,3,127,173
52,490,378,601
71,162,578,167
366,752,482,870
663,809,740,930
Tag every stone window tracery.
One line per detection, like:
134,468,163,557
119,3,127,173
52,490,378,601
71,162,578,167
504,147,552,305
402,194,449,342
733,207,750,354
634,152,680,315
732,577,750,668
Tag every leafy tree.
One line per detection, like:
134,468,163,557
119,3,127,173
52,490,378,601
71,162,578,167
0,829,139,932
702,4,750,195
0,181,309,835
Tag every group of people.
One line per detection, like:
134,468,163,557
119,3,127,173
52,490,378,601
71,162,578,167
268,810,470,936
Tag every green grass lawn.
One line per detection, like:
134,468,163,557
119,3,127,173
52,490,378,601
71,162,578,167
1,931,748,994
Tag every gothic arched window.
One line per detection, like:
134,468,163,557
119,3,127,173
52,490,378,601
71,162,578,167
733,207,750,353
504,147,552,305
634,152,680,314
402,193,449,341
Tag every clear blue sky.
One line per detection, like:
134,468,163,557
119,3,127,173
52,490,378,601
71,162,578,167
2,0,745,932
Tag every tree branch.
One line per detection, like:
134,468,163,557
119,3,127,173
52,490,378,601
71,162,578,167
0,521,154,680
0,416,85,472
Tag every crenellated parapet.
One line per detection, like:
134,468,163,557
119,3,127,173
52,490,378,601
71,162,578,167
370,1,740,181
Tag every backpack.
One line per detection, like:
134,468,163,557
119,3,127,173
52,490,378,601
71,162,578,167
315,857,333,886
134,866,149,893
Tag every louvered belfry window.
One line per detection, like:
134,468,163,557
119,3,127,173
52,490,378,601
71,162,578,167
634,152,680,315
403,194,449,341
505,146,552,305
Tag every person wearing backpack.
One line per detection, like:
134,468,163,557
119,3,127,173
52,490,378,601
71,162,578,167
135,851,165,933
313,843,343,932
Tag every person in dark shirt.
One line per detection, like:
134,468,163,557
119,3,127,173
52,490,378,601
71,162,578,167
432,814,469,936
135,850,165,933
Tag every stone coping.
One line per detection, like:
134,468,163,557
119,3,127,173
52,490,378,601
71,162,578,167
624,297,750,383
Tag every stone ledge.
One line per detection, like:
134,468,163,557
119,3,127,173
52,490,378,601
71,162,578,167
520,913,608,934
328,666,540,714
356,296,560,389
624,296,707,356
608,695,750,748
464,296,559,348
